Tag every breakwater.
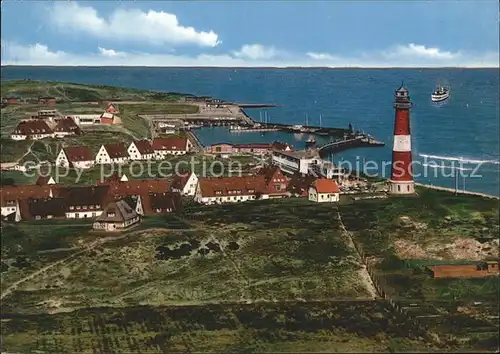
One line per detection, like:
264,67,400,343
318,135,385,156
231,122,349,137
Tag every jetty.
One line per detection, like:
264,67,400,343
317,134,385,156
230,122,348,137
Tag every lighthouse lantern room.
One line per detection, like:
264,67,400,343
388,83,415,195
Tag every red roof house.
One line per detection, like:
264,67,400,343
38,97,57,105
11,120,54,140
100,112,115,124
105,103,119,114
308,178,340,203
152,137,190,156
56,146,94,169
257,166,290,197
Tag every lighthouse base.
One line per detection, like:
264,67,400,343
388,180,415,195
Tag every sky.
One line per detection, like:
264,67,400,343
1,0,498,67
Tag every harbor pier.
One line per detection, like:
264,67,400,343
317,135,385,157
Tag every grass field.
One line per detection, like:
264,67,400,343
1,301,438,353
1,80,187,102
1,191,499,352
1,81,200,154
1,199,372,315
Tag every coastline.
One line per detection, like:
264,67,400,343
415,182,500,200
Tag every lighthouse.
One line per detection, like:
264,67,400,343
388,84,415,195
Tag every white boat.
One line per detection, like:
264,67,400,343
431,85,450,102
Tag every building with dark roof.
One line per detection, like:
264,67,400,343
54,117,82,137
195,175,269,205
152,137,192,158
58,185,110,219
95,143,129,164
93,199,140,232
11,120,54,140
128,140,155,160
55,146,95,169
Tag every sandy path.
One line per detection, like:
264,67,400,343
336,210,379,299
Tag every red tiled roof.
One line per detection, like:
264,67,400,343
107,179,170,198
105,103,119,113
257,166,285,182
57,185,111,209
55,117,82,135
0,185,58,206
311,178,339,193
64,146,94,162
35,176,54,185
198,175,267,198
152,137,187,151
148,192,183,213
103,143,128,158
133,140,154,155
12,120,53,136
171,172,192,190
287,174,317,197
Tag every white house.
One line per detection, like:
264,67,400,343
271,149,320,175
308,178,340,203
1,199,18,218
95,143,129,165
53,117,82,138
56,146,95,169
152,137,193,158
93,199,141,232
11,120,54,140
62,185,109,219
195,175,269,205
171,172,199,196
71,114,101,126
128,140,155,161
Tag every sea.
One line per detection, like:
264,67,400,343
2,67,499,196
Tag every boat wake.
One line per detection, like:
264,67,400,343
419,154,500,165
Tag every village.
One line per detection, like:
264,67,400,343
1,81,498,352
1,91,379,229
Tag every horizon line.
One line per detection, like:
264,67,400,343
1,65,499,69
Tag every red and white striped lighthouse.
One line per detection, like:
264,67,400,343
389,84,415,195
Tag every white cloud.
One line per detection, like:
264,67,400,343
1,42,498,68
232,44,280,60
306,52,336,61
49,2,220,47
98,47,126,58
385,43,459,60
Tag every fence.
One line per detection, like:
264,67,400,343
350,236,442,346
